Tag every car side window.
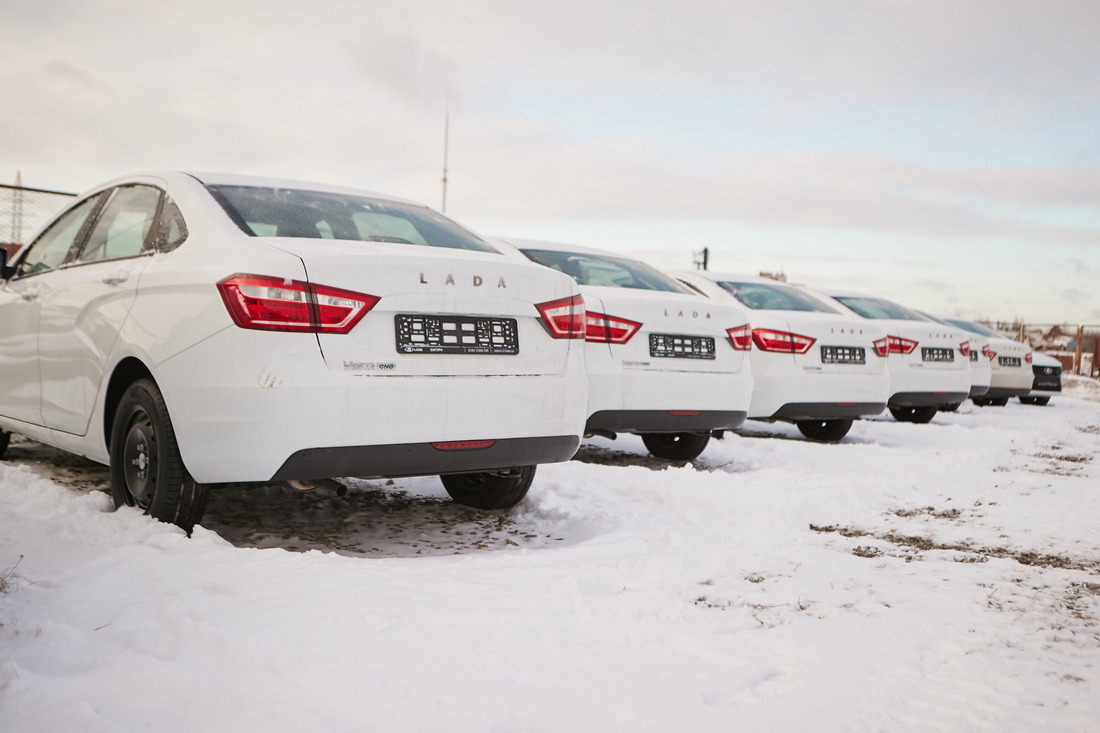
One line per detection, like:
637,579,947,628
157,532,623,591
154,196,188,253
16,193,105,278
78,185,163,264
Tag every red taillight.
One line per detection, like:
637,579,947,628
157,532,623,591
668,410,701,415
960,341,970,357
430,440,495,450
536,294,585,339
982,344,996,361
886,335,919,355
1025,352,1033,364
752,328,816,354
726,324,752,351
872,337,889,357
217,274,379,334
585,312,642,344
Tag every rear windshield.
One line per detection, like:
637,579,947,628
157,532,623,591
833,296,925,321
717,281,838,312
945,318,1001,338
521,249,691,293
205,185,498,253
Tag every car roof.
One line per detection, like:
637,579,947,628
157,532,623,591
673,270,800,288
87,171,422,208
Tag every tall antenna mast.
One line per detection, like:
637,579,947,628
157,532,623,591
441,105,450,212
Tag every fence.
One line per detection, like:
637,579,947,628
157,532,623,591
0,182,77,256
1017,323,1100,378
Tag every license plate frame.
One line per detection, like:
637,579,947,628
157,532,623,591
649,333,716,360
921,347,954,363
395,314,519,355
998,355,1022,368
820,345,866,365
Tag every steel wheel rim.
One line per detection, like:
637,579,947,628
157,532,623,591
122,408,157,508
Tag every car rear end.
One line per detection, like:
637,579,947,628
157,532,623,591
150,180,588,484
984,338,1034,400
579,286,752,434
1023,352,1062,404
748,310,890,421
814,291,971,409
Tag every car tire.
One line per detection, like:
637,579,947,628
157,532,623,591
109,379,209,535
796,418,854,443
1020,396,1050,406
889,406,938,424
0,430,9,459
988,397,1009,407
641,432,710,461
440,465,536,509
939,403,961,413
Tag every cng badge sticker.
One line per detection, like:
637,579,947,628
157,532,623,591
343,361,397,373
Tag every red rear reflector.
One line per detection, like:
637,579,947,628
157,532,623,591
430,440,495,451
1025,352,1033,364
752,328,816,354
585,312,642,343
834,402,855,406
668,410,702,415
726,324,752,351
536,294,585,339
217,274,379,334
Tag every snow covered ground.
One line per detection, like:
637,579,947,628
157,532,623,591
2,383,1099,732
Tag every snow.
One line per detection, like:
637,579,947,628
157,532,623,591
2,387,1099,732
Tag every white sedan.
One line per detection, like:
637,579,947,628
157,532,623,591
675,272,890,442
919,312,992,410
940,318,1034,406
508,240,754,461
0,172,590,532
1021,352,1063,406
811,289,972,423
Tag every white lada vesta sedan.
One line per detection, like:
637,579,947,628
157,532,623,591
941,318,1033,406
0,173,589,533
811,289,972,424
507,241,753,461
675,272,890,442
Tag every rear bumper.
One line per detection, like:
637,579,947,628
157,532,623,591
767,402,886,421
890,391,970,408
984,386,1031,399
586,410,747,434
272,435,580,481
747,359,890,420
586,363,753,421
969,385,989,398
155,327,588,483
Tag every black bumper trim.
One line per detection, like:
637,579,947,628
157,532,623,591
585,410,747,434
889,391,970,408
764,402,886,421
969,385,990,398
983,386,1032,399
270,435,581,481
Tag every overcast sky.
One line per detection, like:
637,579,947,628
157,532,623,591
2,0,1098,324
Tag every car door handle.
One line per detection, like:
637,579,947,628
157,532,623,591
102,270,130,286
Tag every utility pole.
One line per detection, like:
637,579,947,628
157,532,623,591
441,107,449,213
